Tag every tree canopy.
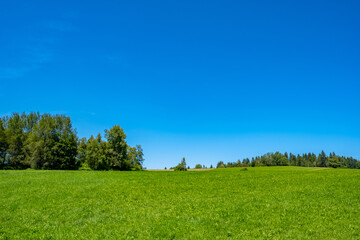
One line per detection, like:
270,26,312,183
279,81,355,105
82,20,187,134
195,164,202,169
0,112,144,170
174,157,187,171
217,151,360,169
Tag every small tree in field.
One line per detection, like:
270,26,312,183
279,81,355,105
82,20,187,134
195,164,202,169
217,161,226,168
174,157,187,171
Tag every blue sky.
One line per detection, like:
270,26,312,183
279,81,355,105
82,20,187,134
1,0,359,168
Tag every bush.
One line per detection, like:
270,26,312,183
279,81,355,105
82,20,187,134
174,164,187,171
174,157,187,171
217,161,226,168
79,163,92,171
195,164,202,169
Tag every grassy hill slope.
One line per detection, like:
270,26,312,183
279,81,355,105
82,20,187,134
1,167,359,239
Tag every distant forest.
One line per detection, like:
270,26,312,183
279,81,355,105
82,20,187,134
1,113,359,170
0,112,144,170
217,151,360,169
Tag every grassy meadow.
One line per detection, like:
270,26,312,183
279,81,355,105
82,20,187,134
1,167,359,239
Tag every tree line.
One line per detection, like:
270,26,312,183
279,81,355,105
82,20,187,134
217,151,360,169
0,112,144,170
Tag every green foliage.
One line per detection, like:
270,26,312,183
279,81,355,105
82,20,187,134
0,118,8,168
242,158,250,167
0,113,144,171
128,145,144,170
105,125,130,170
216,161,226,168
174,157,187,171
78,162,91,171
27,114,78,170
195,164,202,169
77,137,87,165
318,150,327,167
1,167,359,239
218,151,360,169
327,156,341,168
174,164,186,171
79,127,144,171
84,135,107,170
5,113,28,169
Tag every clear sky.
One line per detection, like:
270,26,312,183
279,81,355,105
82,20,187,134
1,0,359,169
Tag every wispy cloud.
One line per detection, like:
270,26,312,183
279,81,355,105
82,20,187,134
0,47,53,79
0,66,35,79
43,20,75,32
0,17,75,80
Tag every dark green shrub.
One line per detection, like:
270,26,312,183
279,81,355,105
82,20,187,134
195,164,202,169
174,157,187,171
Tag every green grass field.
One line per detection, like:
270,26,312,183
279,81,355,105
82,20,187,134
1,167,359,239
